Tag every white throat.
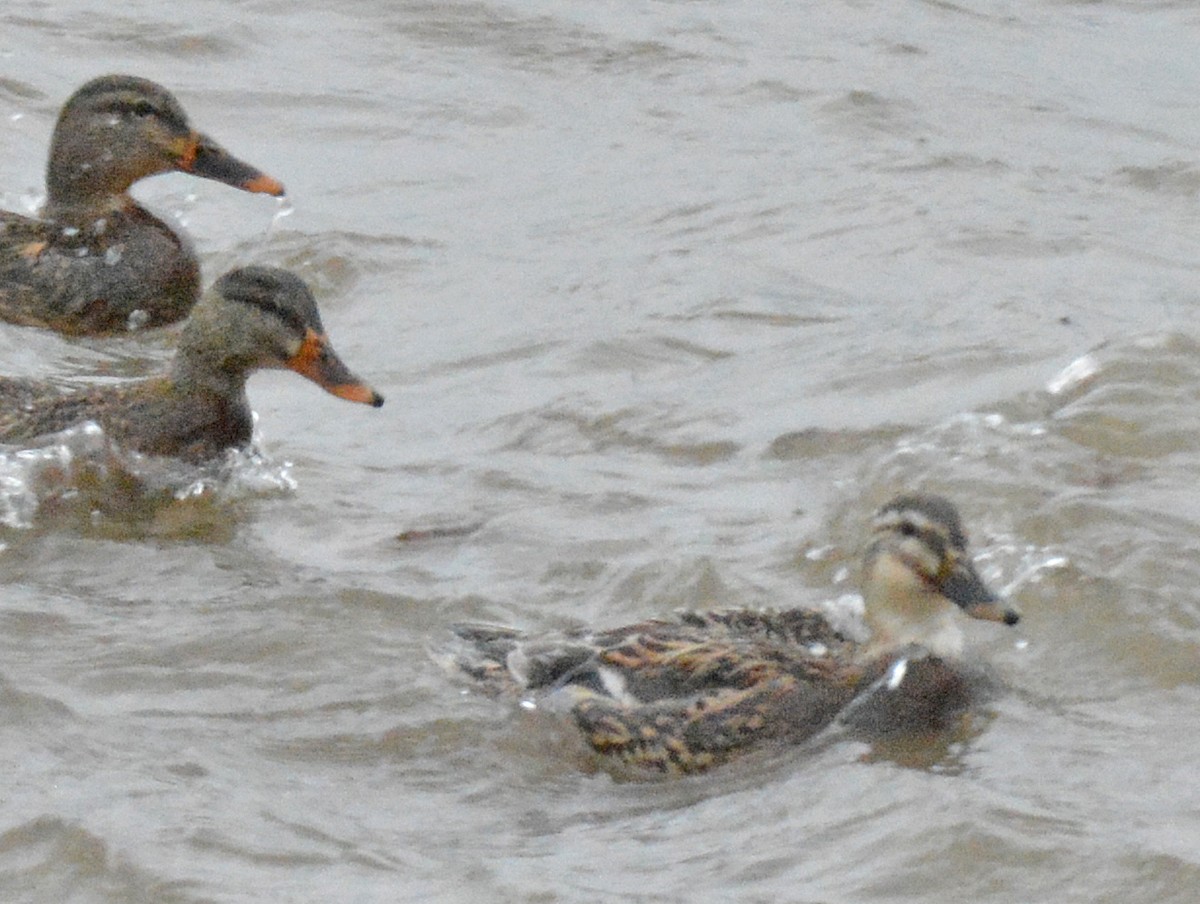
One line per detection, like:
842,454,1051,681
866,605,964,659
863,552,964,659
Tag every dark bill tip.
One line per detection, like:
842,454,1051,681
326,382,385,407
961,599,1021,627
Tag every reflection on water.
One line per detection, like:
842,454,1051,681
2,1,1200,902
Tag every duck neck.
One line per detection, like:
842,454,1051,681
861,578,964,661
169,331,254,404
42,185,134,226
44,124,143,219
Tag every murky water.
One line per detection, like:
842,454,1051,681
2,1,1200,901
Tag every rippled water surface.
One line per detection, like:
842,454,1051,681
3,1,1200,901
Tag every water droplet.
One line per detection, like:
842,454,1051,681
886,657,908,690
271,196,294,228
19,192,42,214
1047,353,1099,395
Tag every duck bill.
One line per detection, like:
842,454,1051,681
173,132,285,196
287,329,384,407
942,559,1020,626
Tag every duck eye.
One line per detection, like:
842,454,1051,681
111,100,157,118
898,521,917,537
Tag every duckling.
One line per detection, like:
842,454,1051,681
0,74,284,334
0,266,382,463
448,494,1020,774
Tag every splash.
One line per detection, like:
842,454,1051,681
269,195,294,232
0,438,82,528
177,444,298,500
19,191,43,214
0,422,296,534
822,591,868,641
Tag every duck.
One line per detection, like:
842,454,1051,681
0,266,383,463
448,493,1020,774
0,74,284,334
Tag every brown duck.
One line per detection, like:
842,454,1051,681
0,74,284,334
449,494,1021,774
0,266,383,462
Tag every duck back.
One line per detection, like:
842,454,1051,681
0,205,197,333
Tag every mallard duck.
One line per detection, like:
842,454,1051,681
449,494,1020,774
0,74,284,334
0,266,383,462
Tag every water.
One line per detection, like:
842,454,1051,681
2,0,1200,901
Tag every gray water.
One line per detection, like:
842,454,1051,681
2,1,1200,901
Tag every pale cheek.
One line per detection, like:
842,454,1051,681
872,555,927,599
870,554,949,620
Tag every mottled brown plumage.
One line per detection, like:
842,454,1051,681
0,75,284,334
449,494,1021,774
0,266,383,462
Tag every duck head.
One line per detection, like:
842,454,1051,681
174,266,384,407
860,493,1019,658
45,74,283,215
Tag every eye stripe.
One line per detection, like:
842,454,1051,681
104,97,187,131
873,495,968,550
234,288,307,336
211,266,323,338
111,99,158,118
68,76,190,133
873,510,947,546
870,507,957,582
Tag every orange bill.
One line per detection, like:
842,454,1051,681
288,329,384,408
173,132,285,196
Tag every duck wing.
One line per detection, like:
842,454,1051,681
0,376,105,443
658,606,849,648
448,605,852,699
0,207,195,333
0,377,240,462
567,644,865,773
0,211,99,327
